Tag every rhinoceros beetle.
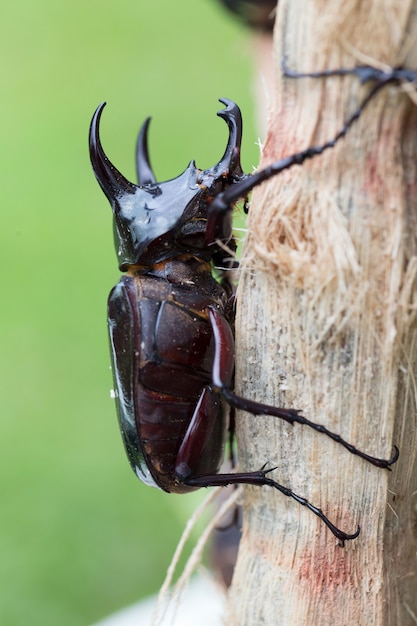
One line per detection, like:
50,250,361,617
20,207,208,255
89,66,407,543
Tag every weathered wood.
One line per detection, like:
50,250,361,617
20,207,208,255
227,1,417,624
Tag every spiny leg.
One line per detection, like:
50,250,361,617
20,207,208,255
204,67,405,542
206,61,414,244
208,307,398,469
281,57,417,85
184,465,360,546
222,388,399,469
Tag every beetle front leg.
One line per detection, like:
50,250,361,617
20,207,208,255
208,307,398,469
206,67,408,242
281,57,417,86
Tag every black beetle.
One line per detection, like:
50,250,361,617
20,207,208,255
89,69,403,543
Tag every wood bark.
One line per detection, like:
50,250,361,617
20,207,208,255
227,1,417,624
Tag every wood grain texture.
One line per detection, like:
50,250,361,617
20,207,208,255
227,1,417,624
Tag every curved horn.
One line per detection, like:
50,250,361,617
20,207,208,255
136,117,156,185
89,102,137,203
216,98,244,176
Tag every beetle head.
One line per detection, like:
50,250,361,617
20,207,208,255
89,99,244,270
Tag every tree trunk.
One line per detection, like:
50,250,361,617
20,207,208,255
227,1,417,624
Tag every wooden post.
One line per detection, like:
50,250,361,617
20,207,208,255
227,1,417,624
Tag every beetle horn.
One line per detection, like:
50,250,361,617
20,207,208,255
136,117,156,185
89,102,137,202
215,98,244,177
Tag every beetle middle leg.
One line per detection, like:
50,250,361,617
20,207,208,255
208,307,398,469
170,316,360,542
187,306,399,543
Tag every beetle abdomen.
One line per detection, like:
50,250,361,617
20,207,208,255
137,386,225,493
108,266,230,492
139,299,214,396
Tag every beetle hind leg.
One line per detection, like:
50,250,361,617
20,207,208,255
184,466,360,545
175,386,224,482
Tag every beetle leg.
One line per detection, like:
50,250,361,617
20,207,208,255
208,307,399,470
175,386,222,481
282,57,417,85
207,71,403,234
185,466,359,546
188,309,360,544
223,387,399,469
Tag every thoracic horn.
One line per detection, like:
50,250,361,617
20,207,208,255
89,102,137,203
215,98,244,178
136,117,156,186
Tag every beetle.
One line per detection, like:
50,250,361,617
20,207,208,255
89,68,404,543
216,0,277,32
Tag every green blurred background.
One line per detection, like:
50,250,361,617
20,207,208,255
0,1,259,624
